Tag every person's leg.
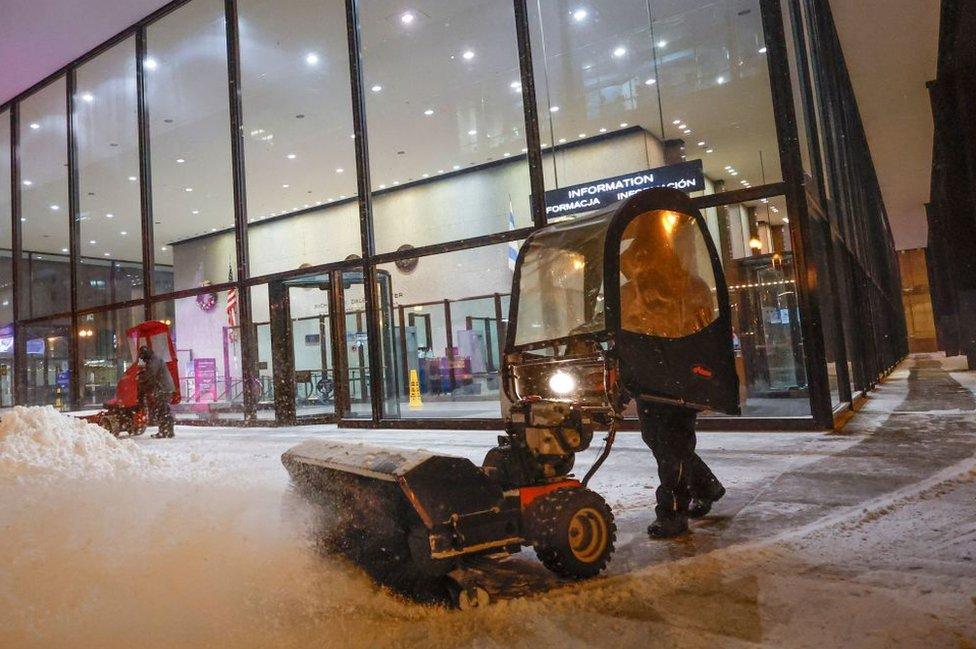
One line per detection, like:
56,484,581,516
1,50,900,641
681,414,726,517
638,401,695,535
160,400,175,438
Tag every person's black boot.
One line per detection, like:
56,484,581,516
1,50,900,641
688,483,726,519
647,515,689,538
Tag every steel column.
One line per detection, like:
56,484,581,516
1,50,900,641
344,0,383,423
760,0,833,428
136,27,155,322
10,105,25,404
512,0,547,228
66,68,82,410
224,0,257,423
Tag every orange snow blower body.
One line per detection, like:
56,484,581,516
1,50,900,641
85,320,180,437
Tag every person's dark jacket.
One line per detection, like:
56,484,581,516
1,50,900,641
139,353,175,401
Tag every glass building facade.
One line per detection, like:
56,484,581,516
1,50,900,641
0,0,906,429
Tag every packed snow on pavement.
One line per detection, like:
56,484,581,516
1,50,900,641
0,355,974,648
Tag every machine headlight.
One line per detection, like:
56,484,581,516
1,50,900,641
548,371,578,396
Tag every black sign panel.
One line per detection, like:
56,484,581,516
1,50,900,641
543,160,705,218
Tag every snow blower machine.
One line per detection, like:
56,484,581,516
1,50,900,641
283,188,738,607
84,320,180,437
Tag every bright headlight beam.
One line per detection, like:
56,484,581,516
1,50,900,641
548,371,577,396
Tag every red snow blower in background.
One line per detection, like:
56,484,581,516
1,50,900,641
84,320,180,438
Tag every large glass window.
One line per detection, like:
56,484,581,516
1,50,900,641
23,318,72,408
146,0,234,293
359,1,534,252
0,110,13,406
77,307,144,407
19,77,70,319
379,243,517,419
530,0,781,214
75,37,144,308
153,289,243,422
238,0,360,276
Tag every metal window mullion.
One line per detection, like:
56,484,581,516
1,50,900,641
512,0,546,228
224,0,256,423
66,68,82,410
10,105,25,404
136,26,155,322
759,0,833,428
344,0,383,423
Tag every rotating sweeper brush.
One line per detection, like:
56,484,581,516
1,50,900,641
282,189,739,606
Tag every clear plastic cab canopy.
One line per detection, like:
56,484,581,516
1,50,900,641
513,207,719,348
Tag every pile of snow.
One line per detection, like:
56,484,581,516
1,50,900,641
0,406,166,481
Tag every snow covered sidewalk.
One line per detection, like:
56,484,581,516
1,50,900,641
0,354,973,648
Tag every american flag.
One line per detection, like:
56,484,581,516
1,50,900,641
226,266,238,327
507,201,520,272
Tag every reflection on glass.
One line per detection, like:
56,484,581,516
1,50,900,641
530,0,781,212
78,307,143,406
20,78,70,319
154,289,243,422
379,243,515,419
239,0,360,276
359,0,533,252
75,37,144,308
146,0,234,293
23,318,72,408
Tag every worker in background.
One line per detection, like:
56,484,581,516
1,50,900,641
620,211,727,538
137,345,175,439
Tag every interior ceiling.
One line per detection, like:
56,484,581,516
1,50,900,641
828,0,939,251
4,0,785,263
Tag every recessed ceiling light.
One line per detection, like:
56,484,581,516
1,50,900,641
176,158,185,163
612,46,627,58
758,47,767,54
716,76,727,84
393,181,400,185
89,240,96,244
468,129,477,135
286,153,297,159
192,209,199,214
672,119,681,125
144,57,158,70
657,40,668,48
438,169,444,173
510,81,522,91
22,180,32,186
160,246,167,251
282,183,290,188
503,152,511,157
453,165,460,170
462,50,475,60
335,168,344,173
424,109,434,116
678,123,687,129
400,11,415,24
29,123,40,130
725,165,733,170
371,84,382,92
599,128,607,133
50,205,60,211
572,8,588,22
128,176,137,181
379,184,386,189
558,138,567,143
105,213,114,218
522,147,529,152
305,53,319,65
20,217,25,222
620,122,629,128
61,248,68,253
211,227,218,232
184,187,193,192
422,173,430,177
81,92,94,103
549,105,560,112
104,252,111,257
697,141,706,147
578,133,586,138
706,148,714,153
645,78,656,85
731,171,739,176
120,231,127,235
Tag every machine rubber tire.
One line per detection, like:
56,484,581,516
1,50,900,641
525,487,616,579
